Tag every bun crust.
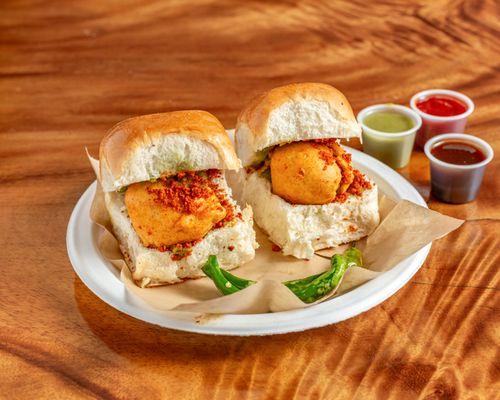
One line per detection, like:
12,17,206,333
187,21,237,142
99,111,241,191
235,83,361,166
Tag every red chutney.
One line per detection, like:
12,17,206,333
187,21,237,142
416,95,467,117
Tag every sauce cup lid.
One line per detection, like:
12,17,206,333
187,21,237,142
357,104,422,138
424,133,494,170
410,89,474,121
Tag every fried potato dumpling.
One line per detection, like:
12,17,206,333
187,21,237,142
124,180,226,248
270,142,342,205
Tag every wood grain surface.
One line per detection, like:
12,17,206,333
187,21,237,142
1,0,499,399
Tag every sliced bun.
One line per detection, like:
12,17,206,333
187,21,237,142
99,110,241,192
235,83,361,166
105,176,257,287
242,172,379,259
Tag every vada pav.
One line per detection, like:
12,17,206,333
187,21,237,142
100,111,257,287
235,83,379,259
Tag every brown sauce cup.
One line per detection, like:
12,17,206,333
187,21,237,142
424,133,493,204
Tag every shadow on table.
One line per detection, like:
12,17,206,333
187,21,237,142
73,275,340,364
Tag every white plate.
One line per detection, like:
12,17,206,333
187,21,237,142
67,145,430,336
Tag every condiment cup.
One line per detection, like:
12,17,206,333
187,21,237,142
424,133,493,204
357,104,422,169
410,89,474,149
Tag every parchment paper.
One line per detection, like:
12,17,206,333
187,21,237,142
87,154,463,315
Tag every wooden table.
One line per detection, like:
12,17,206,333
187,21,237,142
1,1,499,398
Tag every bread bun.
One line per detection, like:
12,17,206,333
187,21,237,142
235,83,361,166
242,171,379,259
105,175,257,287
99,110,241,192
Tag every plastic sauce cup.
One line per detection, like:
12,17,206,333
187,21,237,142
410,89,474,149
357,104,422,169
424,133,493,204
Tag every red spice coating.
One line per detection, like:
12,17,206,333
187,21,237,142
318,149,336,170
334,169,372,203
313,139,369,200
147,171,215,214
144,170,240,260
347,169,372,195
312,138,341,149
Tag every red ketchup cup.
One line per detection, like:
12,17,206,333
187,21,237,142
410,89,474,149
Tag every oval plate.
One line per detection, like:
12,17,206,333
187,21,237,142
67,144,430,336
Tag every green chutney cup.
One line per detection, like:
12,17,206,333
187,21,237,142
357,104,422,169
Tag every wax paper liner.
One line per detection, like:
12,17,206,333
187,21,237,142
87,153,463,315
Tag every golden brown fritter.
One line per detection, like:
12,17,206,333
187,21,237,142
270,142,343,204
315,140,354,194
124,178,226,248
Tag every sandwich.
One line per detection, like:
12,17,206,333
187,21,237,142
99,110,257,287
235,83,379,259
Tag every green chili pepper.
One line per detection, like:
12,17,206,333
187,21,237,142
203,247,362,302
283,247,362,304
344,247,362,268
220,269,256,290
202,255,256,295
283,255,347,303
